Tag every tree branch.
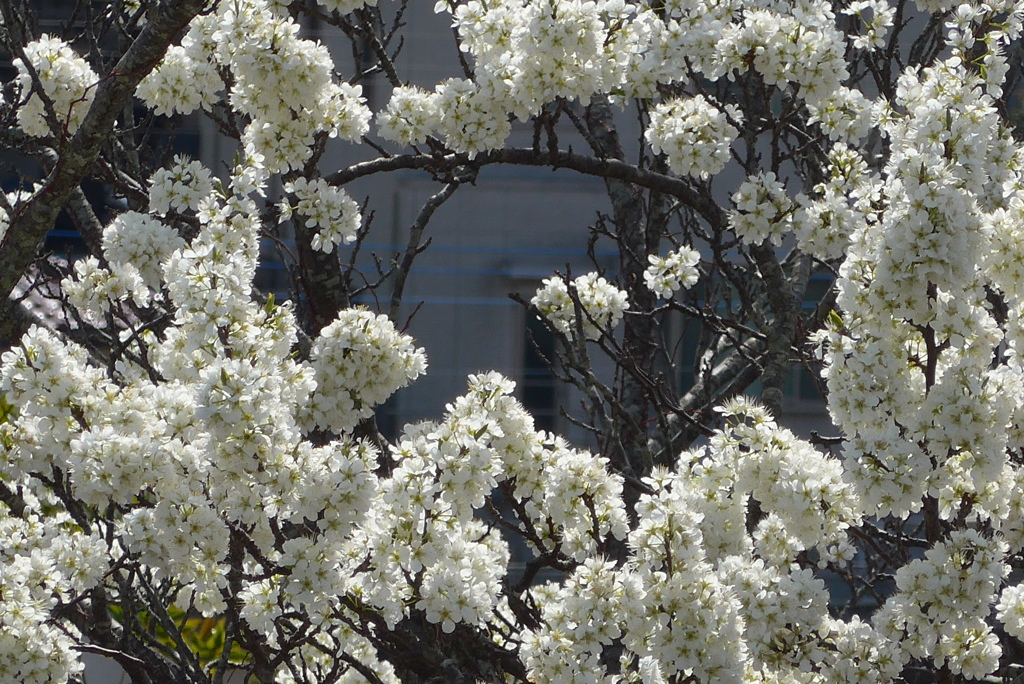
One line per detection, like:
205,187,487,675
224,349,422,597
326,148,727,231
0,0,209,340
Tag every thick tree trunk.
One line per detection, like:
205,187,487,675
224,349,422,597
583,97,658,486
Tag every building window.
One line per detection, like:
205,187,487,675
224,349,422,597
522,315,558,433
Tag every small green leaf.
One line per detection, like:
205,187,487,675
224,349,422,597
0,395,15,424
828,309,844,331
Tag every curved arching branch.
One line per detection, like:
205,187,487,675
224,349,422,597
325,147,728,231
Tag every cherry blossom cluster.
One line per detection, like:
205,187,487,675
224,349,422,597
61,256,150,324
801,11,1024,678
434,78,514,157
0,334,146,678
12,35,97,138
792,143,881,261
375,77,514,156
280,177,362,253
716,557,828,670
329,372,629,638
816,616,903,684
513,397,882,684
59,159,215,332
532,272,629,340
665,406,900,684
875,531,1008,679
139,0,371,172
644,245,701,298
101,211,187,288
997,583,1024,641
8,0,1024,681
119,189,410,626
521,559,644,682
646,95,741,178
729,172,793,247
135,40,220,117
300,309,427,434
729,146,882,260
149,156,216,216
531,437,631,560
806,87,875,143
842,0,895,49
0,511,105,684
816,8,1024,528
437,0,599,129
440,0,615,125
378,0,767,156
404,0,859,161
375,85,439,147
1,175,429,663
708,399,859,567
623,467,749,684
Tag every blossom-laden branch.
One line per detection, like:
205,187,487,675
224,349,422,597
0,0,210,343
326,147,728,231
